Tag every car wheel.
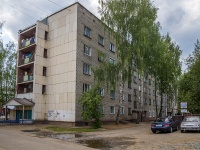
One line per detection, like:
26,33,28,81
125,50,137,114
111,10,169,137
181,130,184,133
152,130,156,134
169,127,173,133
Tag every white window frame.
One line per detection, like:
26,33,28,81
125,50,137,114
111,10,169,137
110,89,115,99
84,45,91,56
83,83,91,93
84,26,91,38
110,106,115,114
83,63,91,75
98,35,104,46
110,43,115,52
120,106,125,115
100,88,105,97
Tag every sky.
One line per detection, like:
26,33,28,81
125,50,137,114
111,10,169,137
1,0,200,71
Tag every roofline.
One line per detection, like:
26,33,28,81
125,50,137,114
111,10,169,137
19,2,101,33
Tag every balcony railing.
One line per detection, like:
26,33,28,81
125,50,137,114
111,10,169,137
18,54,34,66
18,75,34,83
18,87,33,94
19,37,35,49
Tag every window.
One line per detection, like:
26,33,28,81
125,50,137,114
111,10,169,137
84,26,91,38
122,93,124,100
110,43,115,52
144,98,147,105
83,84,90,93
110,106,115,114
153,81,155,87
45,31,48,40
144,87,146,93
139,86,141,92
138,73,141,80
149,79,151,85
149,99,151,105
43,67,47,76
84,45,91,56
98,88,105,97
44,49,47,58
120,106,125,115
109,57,115,64
133,76,137,84
128,94,132,102
128,108,132,115
42,85,46,94
98,53,105,62
98,35,104,46
134,101,137,109
110,90,115,99
134,89,137,96
128,80,131,88
149,88,151,95
83,63,91,75
153,90,155,96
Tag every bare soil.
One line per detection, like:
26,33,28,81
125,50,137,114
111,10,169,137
1,122,200,150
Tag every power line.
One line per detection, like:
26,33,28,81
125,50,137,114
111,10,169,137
2,0,37,21
23,0,51,15
47,0,63,8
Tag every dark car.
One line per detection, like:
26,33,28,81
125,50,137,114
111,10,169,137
151,117,179,133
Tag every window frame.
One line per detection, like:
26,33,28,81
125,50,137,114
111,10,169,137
98,35,104,46
84,26,91,38
110,106,115,114
84,44,91,56
83,83,91,93
110,42,115,52
83,63,91,75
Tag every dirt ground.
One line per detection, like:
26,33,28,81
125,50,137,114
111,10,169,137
1,122,200,150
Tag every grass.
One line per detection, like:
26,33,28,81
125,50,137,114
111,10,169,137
45,126,98,133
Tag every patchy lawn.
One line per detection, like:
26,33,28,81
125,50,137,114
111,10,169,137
45,126,98,133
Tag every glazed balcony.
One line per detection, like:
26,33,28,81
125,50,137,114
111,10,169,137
19,37,35,49
17,83,33,94
18,54,35,66
18,74,34,84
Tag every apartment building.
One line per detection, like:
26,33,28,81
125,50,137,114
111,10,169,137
6,2,175,124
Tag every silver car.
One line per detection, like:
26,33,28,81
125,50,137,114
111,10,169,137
180,116,200,133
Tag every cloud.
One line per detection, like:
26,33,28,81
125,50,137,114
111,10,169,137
1,0,200,72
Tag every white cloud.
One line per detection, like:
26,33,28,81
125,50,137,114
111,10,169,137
1,0,200,72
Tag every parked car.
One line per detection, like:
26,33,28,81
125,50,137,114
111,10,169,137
180,116,200,133
151,117,179,133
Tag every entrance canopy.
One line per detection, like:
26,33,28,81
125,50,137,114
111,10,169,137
5,98,35,106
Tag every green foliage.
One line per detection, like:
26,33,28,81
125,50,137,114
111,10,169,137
0,41,16,106
45,126,98,133
98,0,182,118
179,40,200,114
80,86,104,129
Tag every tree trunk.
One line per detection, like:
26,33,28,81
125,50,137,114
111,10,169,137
154,79,158,118
159,92,163,117
115,71,123,125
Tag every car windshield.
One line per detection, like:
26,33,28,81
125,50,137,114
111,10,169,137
154,118,169,122
183,116,200,122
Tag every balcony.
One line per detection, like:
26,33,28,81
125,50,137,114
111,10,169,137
19,37,35,50
18,54,34,66
17,83,33,94
18,75,34,84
